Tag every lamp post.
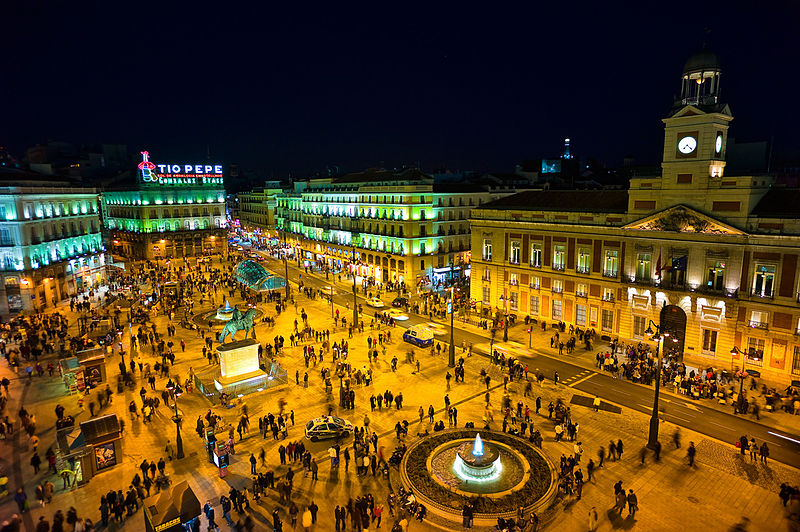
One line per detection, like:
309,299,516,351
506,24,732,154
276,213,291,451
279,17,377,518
730,346,747,412
448,285,456,368
498,295,509,342
351,244,358,327
527,326,533,349
643,320,677,449
282,229,290,300
167,383,185,459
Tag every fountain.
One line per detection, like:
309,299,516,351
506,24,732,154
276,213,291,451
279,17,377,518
215,300,235,321
454,433,501,481
399,429,558,526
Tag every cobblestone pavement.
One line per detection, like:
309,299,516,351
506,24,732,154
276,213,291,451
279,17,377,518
0,253,797,532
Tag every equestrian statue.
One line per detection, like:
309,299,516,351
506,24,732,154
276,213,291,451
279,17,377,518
219,307,258,344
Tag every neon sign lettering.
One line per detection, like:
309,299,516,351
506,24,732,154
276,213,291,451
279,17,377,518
138,151,223,185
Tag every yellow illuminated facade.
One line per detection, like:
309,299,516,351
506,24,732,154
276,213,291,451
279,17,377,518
275,168,515,289
470,51,800,384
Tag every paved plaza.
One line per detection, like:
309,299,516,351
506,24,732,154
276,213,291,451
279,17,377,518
0,254,798,531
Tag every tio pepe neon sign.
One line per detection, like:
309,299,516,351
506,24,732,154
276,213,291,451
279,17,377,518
138,151,223,185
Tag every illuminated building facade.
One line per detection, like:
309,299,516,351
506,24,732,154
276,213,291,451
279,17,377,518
0,168,106,315
470,51,800,384
101,151,226,259
238,184,284,243
275,168,515,288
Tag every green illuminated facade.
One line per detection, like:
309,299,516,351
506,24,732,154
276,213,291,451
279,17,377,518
101,183,226,260
0,170,106,315
275,168,516,289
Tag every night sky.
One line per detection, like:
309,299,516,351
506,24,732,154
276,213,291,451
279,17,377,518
5,2,799,178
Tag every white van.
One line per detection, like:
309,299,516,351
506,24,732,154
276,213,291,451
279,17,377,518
403,324,435,348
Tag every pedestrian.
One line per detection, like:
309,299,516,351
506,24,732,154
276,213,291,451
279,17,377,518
598,446,605,467
749,439,758,462
586,459,595,482
653,440,662,462
627,489,638,517
759,442,769,464
616,438,624,460
639,445,647,465
588,507,598,531
592,396,601,412
250,453,257,475
687,441,696,468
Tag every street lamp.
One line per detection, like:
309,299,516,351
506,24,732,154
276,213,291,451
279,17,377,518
643,321,677,449
167,383,185,459
498,295,509,342
281,229,290,300
351,244,358,327
448,285,455,368
730,346,748,412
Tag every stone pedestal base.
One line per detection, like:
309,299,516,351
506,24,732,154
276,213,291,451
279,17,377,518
214,339,266,392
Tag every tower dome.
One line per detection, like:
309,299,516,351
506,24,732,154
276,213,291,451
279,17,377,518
683,49,721,74
678,48,722,108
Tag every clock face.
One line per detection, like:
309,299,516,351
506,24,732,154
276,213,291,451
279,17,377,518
678,136,697,154
715,134,723,154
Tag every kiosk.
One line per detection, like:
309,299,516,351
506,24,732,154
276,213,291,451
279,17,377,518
143,481,201,532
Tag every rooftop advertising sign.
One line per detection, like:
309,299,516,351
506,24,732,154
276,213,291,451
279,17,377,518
138,151,224,186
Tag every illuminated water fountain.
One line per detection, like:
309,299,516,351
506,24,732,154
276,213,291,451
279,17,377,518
215,300,235,321
454,433,501,482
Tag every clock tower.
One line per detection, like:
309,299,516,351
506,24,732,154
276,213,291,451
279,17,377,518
661,49,732,186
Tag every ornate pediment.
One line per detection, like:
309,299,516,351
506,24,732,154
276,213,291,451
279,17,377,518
625,205,745,235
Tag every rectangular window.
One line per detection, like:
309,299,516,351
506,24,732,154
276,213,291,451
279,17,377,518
509,273,519,286
601,309,613,332
553,245,565,270
509,292,518,311
676,173,693,184
633,315,646,339
482,286,491,304
636,253,651,281
701,329,718,356
752,265,775,297
530,244,542,268
510,240,520,265
552,300,562,320
552,279,563,293
602,287,614,302
706,261,725,291
604,250,618,277
792,346,800,376
529,295,539,316
577,249,591,274
576,283,587,297
746,338,765,366
482,269,491,282
749,310,769,329
530,276,540,289
575,304,586,326
482,239,492,261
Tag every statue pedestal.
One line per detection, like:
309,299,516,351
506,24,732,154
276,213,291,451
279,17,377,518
214,339,267,392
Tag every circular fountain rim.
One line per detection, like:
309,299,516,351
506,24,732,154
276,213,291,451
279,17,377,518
426,438,530,499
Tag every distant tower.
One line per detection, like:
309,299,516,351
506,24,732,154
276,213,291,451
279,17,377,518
562,138,573,160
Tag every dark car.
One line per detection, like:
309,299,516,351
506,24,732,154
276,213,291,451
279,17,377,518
392,297,408,308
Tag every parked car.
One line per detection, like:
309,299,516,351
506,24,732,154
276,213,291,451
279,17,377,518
305,416,353,442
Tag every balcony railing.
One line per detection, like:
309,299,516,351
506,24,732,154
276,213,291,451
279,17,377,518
552,286,563,294
576,291,588,298
751,290,774,299
748,320,769,330
603,270,618,278
552,264,565,272
529,283,540,290
576,266,590,274
530,261,541,268
602,295,615,302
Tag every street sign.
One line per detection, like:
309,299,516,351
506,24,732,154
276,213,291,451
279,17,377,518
447,301,452,314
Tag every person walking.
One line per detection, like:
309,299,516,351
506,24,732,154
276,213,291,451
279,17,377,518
687,441,696,468
616,438,624,460
250,453,257,474
588,507,598,531
759,442,769,464
626,489,638,518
